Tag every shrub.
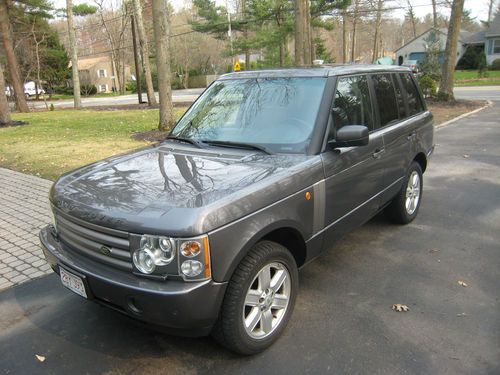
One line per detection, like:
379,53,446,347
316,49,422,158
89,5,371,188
490,59,500,70
80,84,97,96
419,74,437,98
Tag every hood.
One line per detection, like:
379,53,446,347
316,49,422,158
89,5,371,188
51,142,324,236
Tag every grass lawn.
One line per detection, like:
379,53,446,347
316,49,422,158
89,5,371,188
0,108,185,180
454,70,500,86
0,100,486,181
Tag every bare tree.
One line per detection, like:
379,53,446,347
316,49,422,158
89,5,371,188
152,0,174,131
133,0,157,105
0,0,29,112
351,0,361,62
431,0,438,28
0,62,11,125
487,0,495,23
406,0,417,38
341,9,348,63
372,0,384,62
438,0,465,101
31,20,49,110
67,0,82,108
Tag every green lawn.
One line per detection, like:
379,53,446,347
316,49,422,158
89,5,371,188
0,108,185,180
454,70,500,86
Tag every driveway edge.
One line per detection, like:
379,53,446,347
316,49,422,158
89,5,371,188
436,100,493,131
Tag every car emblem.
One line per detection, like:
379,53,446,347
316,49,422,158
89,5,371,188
100,246,111,256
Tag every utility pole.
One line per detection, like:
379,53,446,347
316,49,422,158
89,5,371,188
131,14,143,104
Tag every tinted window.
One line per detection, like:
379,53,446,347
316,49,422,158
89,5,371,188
393,74,406,119
372,74,399,127
400,73,424,116
332,75,374,131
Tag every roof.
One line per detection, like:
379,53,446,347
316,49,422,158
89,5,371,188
485,13,500,37
76,56,112,70
219,65,411,80
465,30,486,44
395,28,472,53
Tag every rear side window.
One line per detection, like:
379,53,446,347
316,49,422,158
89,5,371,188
332,75,374,131
400,73,424,116
372,74,399,127
393,74,406,119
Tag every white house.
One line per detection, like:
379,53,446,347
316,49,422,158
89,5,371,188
395,13,500,68
395,28,470,67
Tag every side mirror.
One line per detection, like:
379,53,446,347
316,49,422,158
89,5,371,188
329,125,369,148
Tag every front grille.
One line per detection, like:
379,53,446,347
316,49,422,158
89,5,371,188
54,210,132,271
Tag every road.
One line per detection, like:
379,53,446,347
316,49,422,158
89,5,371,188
30,88,205,109
28,86,499,110
0,104,498,373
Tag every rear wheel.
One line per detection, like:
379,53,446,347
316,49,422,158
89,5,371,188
386,161,423,224
212,241,298,355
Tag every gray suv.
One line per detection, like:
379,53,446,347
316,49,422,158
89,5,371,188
40,65,434,355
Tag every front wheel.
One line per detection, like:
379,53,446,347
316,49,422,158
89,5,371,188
212,241,298,355
386,161,423,224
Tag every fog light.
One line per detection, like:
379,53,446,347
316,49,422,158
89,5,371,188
181,260,203,277
133,248,156,274
180,241,201,258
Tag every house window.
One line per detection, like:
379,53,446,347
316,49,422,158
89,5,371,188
494,39,500,54
100,84,107,92
98,69,107,78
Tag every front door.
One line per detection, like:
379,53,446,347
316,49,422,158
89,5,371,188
321,74,386,246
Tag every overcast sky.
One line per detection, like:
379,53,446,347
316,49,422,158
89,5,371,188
53,0,495,23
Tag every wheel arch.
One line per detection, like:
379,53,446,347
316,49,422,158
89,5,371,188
413,152,427,172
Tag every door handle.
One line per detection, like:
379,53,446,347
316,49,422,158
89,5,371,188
407,131,416,140
373,148,385,159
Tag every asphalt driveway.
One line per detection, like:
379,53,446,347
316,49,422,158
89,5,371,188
0,104,498,375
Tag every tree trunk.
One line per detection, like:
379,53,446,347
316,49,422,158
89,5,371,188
304,0,312,65
152,0,174,131
133,0,157,106
131,14,143,103
342,10,348,63
66,0,82,108
487,0,494,23
0,0,29,112
431,0,438,28
372,0,383,62
351,0,360,62
0,62,11,125
438,0,465,101
294,0,304,66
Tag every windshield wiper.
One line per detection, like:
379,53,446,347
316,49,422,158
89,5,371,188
202,140,273,155
164,135,205,149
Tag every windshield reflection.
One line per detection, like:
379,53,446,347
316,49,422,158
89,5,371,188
170,78,327,154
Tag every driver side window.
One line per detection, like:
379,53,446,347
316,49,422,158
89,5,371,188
332,75,374,132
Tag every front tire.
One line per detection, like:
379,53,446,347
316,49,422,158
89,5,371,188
212,241,298,355
386,161,423,224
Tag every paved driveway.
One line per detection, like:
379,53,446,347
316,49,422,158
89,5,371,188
0,104,499,374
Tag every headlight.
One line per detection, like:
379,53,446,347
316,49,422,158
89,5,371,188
131,234,210,281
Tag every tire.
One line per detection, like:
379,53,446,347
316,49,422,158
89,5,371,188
386,161,423,224
212,241,299,355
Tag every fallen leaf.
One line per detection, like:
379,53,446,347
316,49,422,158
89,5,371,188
458,280,468,287
456,313,468,317
463,154,470,158
35,355,45,363
428,249,439,253
392,304,410,312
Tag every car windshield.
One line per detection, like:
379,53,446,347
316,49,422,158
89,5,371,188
169,77,327,154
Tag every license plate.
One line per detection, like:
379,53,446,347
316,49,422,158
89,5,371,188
60,267,88,299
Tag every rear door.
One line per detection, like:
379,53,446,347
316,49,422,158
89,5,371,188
369,72,419,206
321,74,386,245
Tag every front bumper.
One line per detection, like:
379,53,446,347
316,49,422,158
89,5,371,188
39,225,227,336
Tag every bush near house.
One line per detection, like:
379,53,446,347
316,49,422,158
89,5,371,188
419,74,437,98
490,59,500,70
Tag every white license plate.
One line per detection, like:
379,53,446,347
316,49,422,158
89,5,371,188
60,267,88,299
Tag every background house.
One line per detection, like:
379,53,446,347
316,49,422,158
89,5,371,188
395,28,470,67
395,14,500,68
76,56,131,93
